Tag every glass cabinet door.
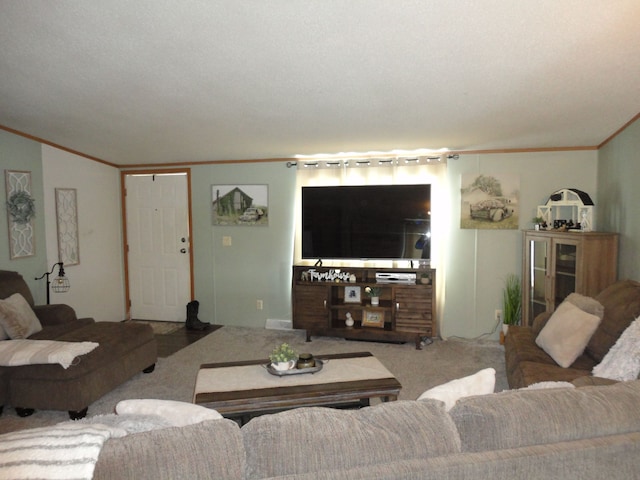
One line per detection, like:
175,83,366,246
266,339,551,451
553,242,577,308
527,238,549,323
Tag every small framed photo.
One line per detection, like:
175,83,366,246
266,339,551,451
362,309,384,328
344,286,361,303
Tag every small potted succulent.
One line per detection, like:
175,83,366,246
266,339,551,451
269,343,298,371
532,216,546,230
365,286,382,306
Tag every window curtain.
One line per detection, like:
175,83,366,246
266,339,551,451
294,161,449,329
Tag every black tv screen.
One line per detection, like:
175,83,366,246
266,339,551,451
302,184,431,261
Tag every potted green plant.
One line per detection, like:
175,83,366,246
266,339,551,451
269,343,298,371
502,274,521,337
419,272,431,285
364,286,382,306
532,216,545,230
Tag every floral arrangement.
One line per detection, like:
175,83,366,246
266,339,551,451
6,190,35,224
365,286,381,297
269,343,298,363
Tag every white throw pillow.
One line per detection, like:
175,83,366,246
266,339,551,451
535,301,601,368
417,368,496,411
592,316,640,381
116,399,222,427
0,293,42,339
525,381,575,390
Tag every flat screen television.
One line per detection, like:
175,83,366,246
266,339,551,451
302,184,431,261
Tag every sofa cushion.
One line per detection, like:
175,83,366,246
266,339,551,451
587,279,640,363
29,317,96,340
592,316,640,381
514,360,592,387
0,293,43,339
417,368,495,410
535,301,601,368
94,419,245,480
0,270,35,306
505,326,558,368
450,379,640,452
241,400,461,479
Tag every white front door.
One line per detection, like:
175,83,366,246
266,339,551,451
125,172,191,321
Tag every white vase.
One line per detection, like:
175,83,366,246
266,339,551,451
371,296,379,307
502,324,509,336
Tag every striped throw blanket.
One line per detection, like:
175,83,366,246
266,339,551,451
0,339,99,369
0,423,121,480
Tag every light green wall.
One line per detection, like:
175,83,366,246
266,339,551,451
5,124,637,339
42,146,125,322
190,162,297,327
0,130,48,304
598,117,640,281
442,150,598,339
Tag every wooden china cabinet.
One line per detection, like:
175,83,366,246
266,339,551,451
521,230,618,326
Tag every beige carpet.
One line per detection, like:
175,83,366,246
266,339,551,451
0,326,507,434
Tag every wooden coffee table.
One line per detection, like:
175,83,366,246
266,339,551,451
193,351,401,423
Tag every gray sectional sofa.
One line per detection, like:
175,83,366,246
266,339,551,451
92,380,640,479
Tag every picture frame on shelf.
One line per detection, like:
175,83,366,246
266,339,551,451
344,286,361,303
362,309,384,328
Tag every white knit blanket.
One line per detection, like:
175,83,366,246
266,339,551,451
0,423,121,480
0,339,99,369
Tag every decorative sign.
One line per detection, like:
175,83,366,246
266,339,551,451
5,170,35,259
301,268,355,282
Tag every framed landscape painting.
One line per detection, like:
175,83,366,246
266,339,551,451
211,184,269,226
460,173,520,229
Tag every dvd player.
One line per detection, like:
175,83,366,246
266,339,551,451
375,272,417,284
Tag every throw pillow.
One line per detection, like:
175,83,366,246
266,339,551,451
0,293,42,339
535,300,601,368
417,367,496,411
565,292,604,319
525,381,575,390
115,399,222,427
592,316,640,381
73,413,173,437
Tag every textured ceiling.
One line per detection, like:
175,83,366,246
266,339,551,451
1,1,639,166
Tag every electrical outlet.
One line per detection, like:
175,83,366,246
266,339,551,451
495,309,502,323
257,299,263,310
222,236,232,246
